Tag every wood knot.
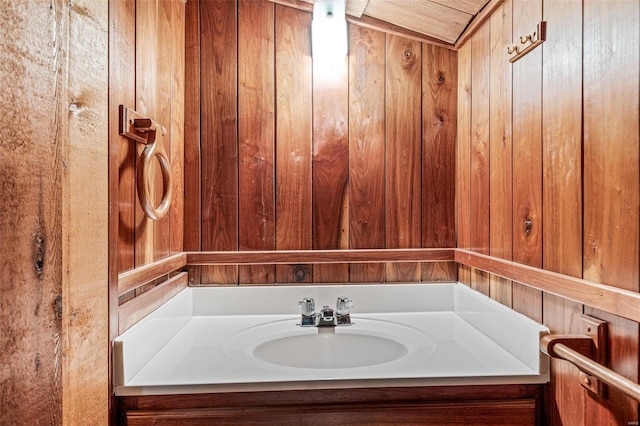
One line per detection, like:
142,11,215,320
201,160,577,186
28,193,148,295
401,47,417,68
438,72,446,84
33,228,45,279
53,295,62,320
523,217,533,236
293,265,308,282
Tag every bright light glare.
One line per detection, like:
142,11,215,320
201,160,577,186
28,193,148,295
312,1,348,61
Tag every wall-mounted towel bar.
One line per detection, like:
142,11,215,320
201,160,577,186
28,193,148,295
541,317,640,403
118,105,172,220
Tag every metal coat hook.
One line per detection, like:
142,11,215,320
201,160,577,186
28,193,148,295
119,105,172,221
507,21,546,63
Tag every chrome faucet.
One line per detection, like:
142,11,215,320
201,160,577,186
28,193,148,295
297,297,353,327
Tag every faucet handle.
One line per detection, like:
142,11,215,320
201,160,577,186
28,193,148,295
336,297,352,315
298,298,315,316
335,297,353,325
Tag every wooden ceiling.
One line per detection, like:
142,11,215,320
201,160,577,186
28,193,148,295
300,0,492,44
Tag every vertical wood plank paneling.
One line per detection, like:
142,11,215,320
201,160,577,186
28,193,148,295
114,0,136,275
511,0,542,322
470,22,491,296
540,1,585,424
135,0,158,267
238,0,276,284
153,0,173,260
65,0,109,420
109,0,136,419
488,0,512,306
583,0,639,423
421,45,457,282
489,0,513,306
184,0,201,284
169,0,185,255
136,0,173,264
184,0,201,250
200,0,239,284
275,5,313,283
385,34,422,282
456,41,472,285
348,25,386,283
1,1,66,422
312,57,350,283
583,0,639,294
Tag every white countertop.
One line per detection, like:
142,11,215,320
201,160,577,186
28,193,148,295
114,283,549,396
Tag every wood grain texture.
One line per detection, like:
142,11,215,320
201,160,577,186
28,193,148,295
348,25,386,283
583,307,639,425
0,2,66,422
583,0,639,293
511,0,542,322
267,0,456,49
190,4,459,286
200,0,239,284
385,34,422,282
114,0,137,274
65,0,110,422
542,292,584,426
583,0,639,423
470,22,490,257
275,5,313,283
109,1,136,420
135,0,159,267
119,273,188,334
135,0,175,264
184,0,201,285
118,253,187,296
456,250,640,325
363,0,473,44
170,0,185,255
183,0,201,253
422,44,457,282
124,399,536,425
312,51,349,283
120,383,543,425
187,248,454,265
154,0,173,260
238,0,276,284
469,21,491,296
540,2,585,423
488,0,512,307
455,0,505,48
456,41,472,284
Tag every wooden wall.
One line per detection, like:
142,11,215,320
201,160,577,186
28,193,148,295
110,0,185,417
114,0,185,277
185,0,458,285
1,0,109,423
457,0,640,423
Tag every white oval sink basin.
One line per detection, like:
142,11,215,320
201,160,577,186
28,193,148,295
254,330,408,369
224,318,436,372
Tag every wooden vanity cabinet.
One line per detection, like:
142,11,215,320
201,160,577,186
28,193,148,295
117,384,545,425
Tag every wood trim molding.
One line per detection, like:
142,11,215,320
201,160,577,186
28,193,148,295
116,248,640,325
455,0,505,49
118,252,187,296
186,248,455,265
118,272,188,334
455,249,640,324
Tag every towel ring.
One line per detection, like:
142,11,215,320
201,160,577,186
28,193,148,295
119,105,172,221
137,135,172,220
